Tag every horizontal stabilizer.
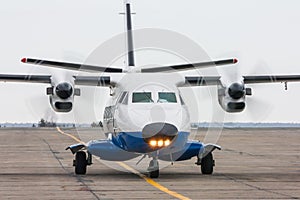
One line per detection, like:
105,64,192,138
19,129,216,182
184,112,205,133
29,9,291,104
141,58,238,73
21,58,123,73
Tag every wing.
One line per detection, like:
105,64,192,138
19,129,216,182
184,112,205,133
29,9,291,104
73,76,112,86
141,58,237,73
21,58,123,73
184,76,221,86
243,75,300,84
184,75,300,87
0,74,51,83
0,74,113,86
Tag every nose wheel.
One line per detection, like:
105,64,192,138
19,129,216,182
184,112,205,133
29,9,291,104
148,159,159,178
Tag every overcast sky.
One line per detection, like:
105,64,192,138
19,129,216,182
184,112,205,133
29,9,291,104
1,0,300,123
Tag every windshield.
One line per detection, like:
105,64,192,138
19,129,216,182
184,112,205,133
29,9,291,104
132,92,153,103
158,92,177,103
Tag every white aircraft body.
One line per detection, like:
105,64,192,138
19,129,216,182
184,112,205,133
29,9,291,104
1,1,300,178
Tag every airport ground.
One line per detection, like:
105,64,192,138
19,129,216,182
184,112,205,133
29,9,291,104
0,127,299,200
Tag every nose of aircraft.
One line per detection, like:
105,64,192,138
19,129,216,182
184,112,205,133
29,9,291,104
142,122,178,148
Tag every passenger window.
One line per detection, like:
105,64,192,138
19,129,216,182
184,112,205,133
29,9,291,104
158,92,177,103
132,92,153,103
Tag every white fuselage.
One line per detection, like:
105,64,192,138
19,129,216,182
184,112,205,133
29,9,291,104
102,73,190,154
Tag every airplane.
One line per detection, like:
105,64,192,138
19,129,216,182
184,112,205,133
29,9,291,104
1,1,300,178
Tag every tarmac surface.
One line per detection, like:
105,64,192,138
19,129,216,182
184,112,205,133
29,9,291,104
0,127,299,200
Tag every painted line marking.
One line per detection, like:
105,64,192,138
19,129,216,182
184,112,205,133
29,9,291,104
117,162,191,200
56,127,190,200
56,127,86,145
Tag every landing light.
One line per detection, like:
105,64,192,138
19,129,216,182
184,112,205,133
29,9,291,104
164,139,170,146
149,139,171,147
157,140,164,147
149,140,157,147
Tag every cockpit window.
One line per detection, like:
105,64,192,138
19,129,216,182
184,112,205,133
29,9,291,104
158,92,177,103
132,92,153,103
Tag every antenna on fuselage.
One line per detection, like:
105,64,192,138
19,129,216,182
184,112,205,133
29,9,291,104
124,0,135,68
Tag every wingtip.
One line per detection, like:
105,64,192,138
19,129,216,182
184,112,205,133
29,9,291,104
21,58,27,63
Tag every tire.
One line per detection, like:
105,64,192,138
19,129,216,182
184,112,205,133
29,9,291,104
201,152,214,175
148,160,159,178
149,169,159,178
75,151,87,175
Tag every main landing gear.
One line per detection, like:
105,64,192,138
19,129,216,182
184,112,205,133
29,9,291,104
148,158,159,178
73,151,93,175
196,152,215,174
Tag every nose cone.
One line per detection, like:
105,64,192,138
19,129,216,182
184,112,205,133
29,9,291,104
142,122,178,148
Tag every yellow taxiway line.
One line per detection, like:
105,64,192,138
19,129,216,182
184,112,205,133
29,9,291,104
56,127,86,145
56,127,191,200
117,162,190,200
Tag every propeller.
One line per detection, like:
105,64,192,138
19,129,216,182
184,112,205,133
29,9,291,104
216,52,274,122
25,51,81,124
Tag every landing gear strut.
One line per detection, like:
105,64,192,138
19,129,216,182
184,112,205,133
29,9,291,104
197,152,215,175
148,159,159,178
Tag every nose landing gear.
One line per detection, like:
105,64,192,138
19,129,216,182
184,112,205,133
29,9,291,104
148,158,159,178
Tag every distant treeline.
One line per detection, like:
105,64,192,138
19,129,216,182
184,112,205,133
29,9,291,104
0,119,102,128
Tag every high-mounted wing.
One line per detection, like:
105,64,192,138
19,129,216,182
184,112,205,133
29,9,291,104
184,76,221,86
243,75,300,84
0,74,113,87
21,58,123,73
0,74,51,83
184,75,300,87
0,74,112,113
141,58,238,73
74,76,112,86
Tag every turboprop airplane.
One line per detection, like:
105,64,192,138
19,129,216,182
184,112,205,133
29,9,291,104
1,1,300,178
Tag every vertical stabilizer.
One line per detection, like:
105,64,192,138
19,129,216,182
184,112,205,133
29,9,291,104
125,0,135,67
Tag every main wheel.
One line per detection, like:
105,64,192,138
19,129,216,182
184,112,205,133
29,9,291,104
201,152,214,175
75,151,87,175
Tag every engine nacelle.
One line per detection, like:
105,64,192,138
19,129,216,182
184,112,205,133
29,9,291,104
218,82,251,113
47,81,80,112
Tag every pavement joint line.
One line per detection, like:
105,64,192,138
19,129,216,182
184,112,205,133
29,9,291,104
53,128,101,200
56,127,191,200
220,173,299,199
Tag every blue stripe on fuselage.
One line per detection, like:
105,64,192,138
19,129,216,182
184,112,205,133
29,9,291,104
112,131,190,153
159,141,203,161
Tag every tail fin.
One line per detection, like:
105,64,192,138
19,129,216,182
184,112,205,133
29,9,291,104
125,1,135,67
